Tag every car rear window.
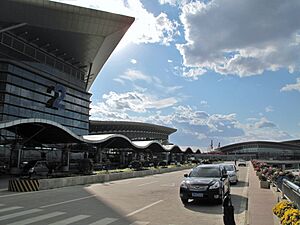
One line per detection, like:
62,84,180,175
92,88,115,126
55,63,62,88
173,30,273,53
190,167,221,178
223,165,235,171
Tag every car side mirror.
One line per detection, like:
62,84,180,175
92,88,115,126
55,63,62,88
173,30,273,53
184,174,188,177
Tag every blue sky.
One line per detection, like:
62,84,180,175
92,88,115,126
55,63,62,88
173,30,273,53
55,0,300,151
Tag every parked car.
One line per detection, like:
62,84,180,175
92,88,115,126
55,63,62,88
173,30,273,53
22,160,49,177
142,161,154,167
237,159,247,167
0,162,9,174
222,164,239,184
179,164,230,204
157,161,167,167
128,161,142,170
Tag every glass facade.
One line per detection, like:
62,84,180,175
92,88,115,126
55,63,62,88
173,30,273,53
0,61,91,136
226,146,300,160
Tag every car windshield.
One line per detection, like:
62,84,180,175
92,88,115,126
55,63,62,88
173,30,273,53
223,165,235,171
189,167,221,178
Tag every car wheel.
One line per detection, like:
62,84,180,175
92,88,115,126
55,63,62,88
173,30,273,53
181,198,189,205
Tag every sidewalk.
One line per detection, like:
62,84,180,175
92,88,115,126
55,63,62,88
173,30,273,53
247,163,278,225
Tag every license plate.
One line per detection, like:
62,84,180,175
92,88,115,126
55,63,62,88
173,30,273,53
192,192,203,197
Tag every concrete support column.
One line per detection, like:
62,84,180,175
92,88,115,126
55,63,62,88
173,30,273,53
10,143,22,168
61,147,70,171
120,151,126,165
94,147,102,163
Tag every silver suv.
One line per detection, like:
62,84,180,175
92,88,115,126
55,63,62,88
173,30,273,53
22,160,49,177
222,164,239,184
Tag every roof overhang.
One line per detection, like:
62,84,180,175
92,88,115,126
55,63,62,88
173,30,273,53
0,119,181,152
0,0,135,90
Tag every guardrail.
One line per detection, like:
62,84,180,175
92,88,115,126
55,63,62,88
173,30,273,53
282,179,300,209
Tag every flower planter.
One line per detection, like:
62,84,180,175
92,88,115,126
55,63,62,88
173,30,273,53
260,180,270,189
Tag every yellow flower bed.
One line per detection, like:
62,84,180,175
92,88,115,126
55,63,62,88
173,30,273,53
273,200,300,225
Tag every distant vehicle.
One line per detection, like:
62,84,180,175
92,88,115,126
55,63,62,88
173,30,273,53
222,164,239,184
0,162,9,174
237,159,247,167
128,161,142,170
157,161,167,167
22,160,49,177
180,164,230,204
142,161,154,167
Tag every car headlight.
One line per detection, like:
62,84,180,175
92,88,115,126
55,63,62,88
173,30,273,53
209,181,220,189
29,168,34,173
180,182,189,189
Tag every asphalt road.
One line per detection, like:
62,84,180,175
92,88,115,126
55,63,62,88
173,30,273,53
0,165,249,225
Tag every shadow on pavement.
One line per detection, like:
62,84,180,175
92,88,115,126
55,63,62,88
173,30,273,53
233,180,249,188
0,184,140,225
183,194,247,215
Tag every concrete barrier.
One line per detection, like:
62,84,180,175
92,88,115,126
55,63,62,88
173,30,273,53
39,165,193,190
9,178,39,192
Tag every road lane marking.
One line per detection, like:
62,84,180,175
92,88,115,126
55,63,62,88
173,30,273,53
40,195,96,208
0,206,23,213
126,200,163,217
137,181,158,187
88,217,118,225
0,209,42,221
130,221,150,225
6,211,66,225
48,215,90,225
0,188,58,198
235,165,250,225
160,183,175,187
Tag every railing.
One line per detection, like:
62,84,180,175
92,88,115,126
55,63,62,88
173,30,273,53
282,179,300,209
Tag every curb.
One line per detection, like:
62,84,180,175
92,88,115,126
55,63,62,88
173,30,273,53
38,166,194,191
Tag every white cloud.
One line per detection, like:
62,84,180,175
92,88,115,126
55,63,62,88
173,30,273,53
265,105,274,113
117,69,183,94
120,69,152,83
200,100,208,106
113,78,125,85
91,102,292,146
254,117,277,129
158,0,177,6
130,59,137,64
53,0,179,46
182,67,207,80
167,59,173,63
281,78,300,92
177,0,300,77
91,91,177,115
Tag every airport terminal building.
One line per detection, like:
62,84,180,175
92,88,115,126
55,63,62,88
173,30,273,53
217,140,300,160
0,0,186,172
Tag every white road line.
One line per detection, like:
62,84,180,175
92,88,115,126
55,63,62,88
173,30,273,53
0,206,23,213
235,165,250,225
0,208,42,221
0,188,7,192
88,217,118,225
6,211,66,225
0,203,4,206
129,221,150,225
48,215,91,225
126,200,163,217
40,195,96,208
0,188,54,198
160,183,175,187
137,181,158,187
